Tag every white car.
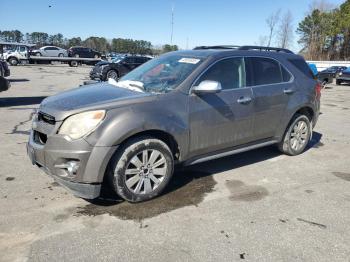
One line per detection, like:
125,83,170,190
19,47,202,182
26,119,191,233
32,46,68,57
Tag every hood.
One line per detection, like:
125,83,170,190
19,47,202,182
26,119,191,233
39,83,152,121
95,60,110,66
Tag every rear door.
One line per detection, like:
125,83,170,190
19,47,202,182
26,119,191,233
246,57,294,140
189,57,255,157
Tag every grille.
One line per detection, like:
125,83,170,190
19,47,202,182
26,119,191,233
38,112,55,125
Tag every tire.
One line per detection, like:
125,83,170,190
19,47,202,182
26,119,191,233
321,80,327,88
106,70,119,81
8,58,18,66
35,52,41,56
336,80,342,85
94,54,99,59
74,54,79,58
70,60,78,67
108,136,174,202
58,53,64,57
278,114,312,156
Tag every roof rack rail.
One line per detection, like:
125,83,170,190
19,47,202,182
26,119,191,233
193,45,240,50
238,45,294,54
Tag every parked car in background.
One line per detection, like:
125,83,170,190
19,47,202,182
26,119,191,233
320,66,347,78
28,45,321,202
90,55,151,80
68,47,101,58
336,68,350,85
317,70,334,87
30,46,68,57
308,63,333,87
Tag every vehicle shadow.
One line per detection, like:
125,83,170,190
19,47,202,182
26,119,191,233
8,78,30,82
79,132,324,219
91,131,323,206
0,96,47,107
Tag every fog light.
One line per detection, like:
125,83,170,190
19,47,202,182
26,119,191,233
55,161,79,176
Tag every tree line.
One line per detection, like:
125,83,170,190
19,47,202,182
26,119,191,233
260,0,350,61
297,0,350,60
0,30,178,55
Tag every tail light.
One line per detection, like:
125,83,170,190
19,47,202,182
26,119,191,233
315,82,322,98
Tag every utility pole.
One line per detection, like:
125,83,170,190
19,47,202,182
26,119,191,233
171,3,174,44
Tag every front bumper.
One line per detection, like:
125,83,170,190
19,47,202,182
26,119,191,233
89,70,103,80
27,117,117,199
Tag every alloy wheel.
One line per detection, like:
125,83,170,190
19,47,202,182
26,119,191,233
290,120,309,151
124,149,167,194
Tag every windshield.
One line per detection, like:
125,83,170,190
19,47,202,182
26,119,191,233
119,53,203,93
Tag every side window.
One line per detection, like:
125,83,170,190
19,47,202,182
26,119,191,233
19,46,26,52
281,66,292,82
246,57,282,85
125,57,135,64
196,57,246,90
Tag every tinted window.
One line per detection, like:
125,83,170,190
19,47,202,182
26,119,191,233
289,58,314,79
19,46,26,52
135,57,147,63
246,57,282,85
196,58,246,90
125,57,135,63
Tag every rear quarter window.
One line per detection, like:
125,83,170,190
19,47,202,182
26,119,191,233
288,58,315,79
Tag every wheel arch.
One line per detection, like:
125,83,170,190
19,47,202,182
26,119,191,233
112,129,180,161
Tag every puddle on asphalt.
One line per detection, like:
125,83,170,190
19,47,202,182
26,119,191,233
332,172,350,181
226,180,268,201
76,170,216,221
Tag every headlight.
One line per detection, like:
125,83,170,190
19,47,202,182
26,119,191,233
339,72,343,76
58,110,105,139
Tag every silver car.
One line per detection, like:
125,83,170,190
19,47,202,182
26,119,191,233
32,46,67,57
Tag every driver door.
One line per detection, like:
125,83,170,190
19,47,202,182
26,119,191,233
188,57,255,157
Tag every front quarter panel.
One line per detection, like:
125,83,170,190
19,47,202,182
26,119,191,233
84,91,189,160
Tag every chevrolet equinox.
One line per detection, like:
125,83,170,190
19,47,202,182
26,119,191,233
27,45,321,202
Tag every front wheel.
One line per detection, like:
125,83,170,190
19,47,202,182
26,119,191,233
108,137,174,202
8,58,18,66
336,80,342,85
58,53,64,57
278,114,312,156
106,70,118,81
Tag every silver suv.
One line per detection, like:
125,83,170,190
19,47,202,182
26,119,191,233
27,46,321,202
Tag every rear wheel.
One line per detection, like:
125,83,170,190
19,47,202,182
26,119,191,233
74,54,80,58
69,60,78,67
278,114,312,156
108,137,174,202
94,54,99,59
35,52,41,56
336,80,342,85
58,53,64,57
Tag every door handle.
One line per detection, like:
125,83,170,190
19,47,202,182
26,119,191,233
284,88,295,94
237,96,252,104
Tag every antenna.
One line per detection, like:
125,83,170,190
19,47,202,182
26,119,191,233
170,3,174,44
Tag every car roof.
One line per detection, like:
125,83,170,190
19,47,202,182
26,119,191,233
174,48,299,60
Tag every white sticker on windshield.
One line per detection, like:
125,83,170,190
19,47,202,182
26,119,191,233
178,58,200,64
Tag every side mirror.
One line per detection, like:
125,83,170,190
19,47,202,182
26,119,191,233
192,80,222,94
